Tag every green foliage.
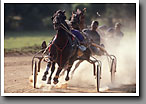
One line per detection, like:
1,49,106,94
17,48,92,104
5,3,136,31
71,3,90,10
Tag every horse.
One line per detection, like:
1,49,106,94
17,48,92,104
70,8,86,31
41,10,97,85
69,8,105,75
42,10,78,84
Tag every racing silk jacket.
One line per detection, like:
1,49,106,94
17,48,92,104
71,29,84,42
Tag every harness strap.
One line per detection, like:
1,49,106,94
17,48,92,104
54,38,69,67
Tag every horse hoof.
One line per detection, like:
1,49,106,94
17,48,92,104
65,77,69,81
42,75,46,81
53,78,59,84
53,80,59,84
47,80,51,84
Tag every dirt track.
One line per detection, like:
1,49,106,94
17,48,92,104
4,56,136,94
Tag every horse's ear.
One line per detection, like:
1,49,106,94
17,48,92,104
54,10,57,13
72,11,75,15
51,16,54,21
63,10,66,14
83,8,86,12
69,17,71,21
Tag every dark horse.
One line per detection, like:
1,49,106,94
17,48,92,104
42,10,96,84
42,10,78,84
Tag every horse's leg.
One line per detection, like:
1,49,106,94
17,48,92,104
71,60,83,76
59,67,67,77
42,62,51,81
53,67,62,84
65,56,78,81
47,62,56,84
65,66,72,81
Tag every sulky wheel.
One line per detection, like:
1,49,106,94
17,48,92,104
33,61,38,88
110,56,116,83
96,64,101,92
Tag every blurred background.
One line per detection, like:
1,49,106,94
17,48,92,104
4,3,136,55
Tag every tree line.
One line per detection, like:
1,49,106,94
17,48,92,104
4,3,136,31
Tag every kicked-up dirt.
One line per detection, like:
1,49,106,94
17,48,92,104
3,55,136,94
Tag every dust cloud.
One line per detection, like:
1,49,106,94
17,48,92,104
68,32,136,91
29,32,137,92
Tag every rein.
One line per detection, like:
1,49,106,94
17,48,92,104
60,23,76,37
42,23,75,67
61,23,114,60
52,23,71,67
54,36,69,67
60,23,80,44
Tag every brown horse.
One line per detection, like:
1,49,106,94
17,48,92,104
42,10,97,84
70,8,86,31
69,8,104,75
42,10,78,84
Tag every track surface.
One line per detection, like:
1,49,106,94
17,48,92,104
4,56,136,94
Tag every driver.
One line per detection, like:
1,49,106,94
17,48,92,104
82,20,104,55
70,20,88,56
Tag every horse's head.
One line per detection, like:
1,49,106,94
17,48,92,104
71,12,80,25
52,10,66,30
70,8,86,30
76,8,86,21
